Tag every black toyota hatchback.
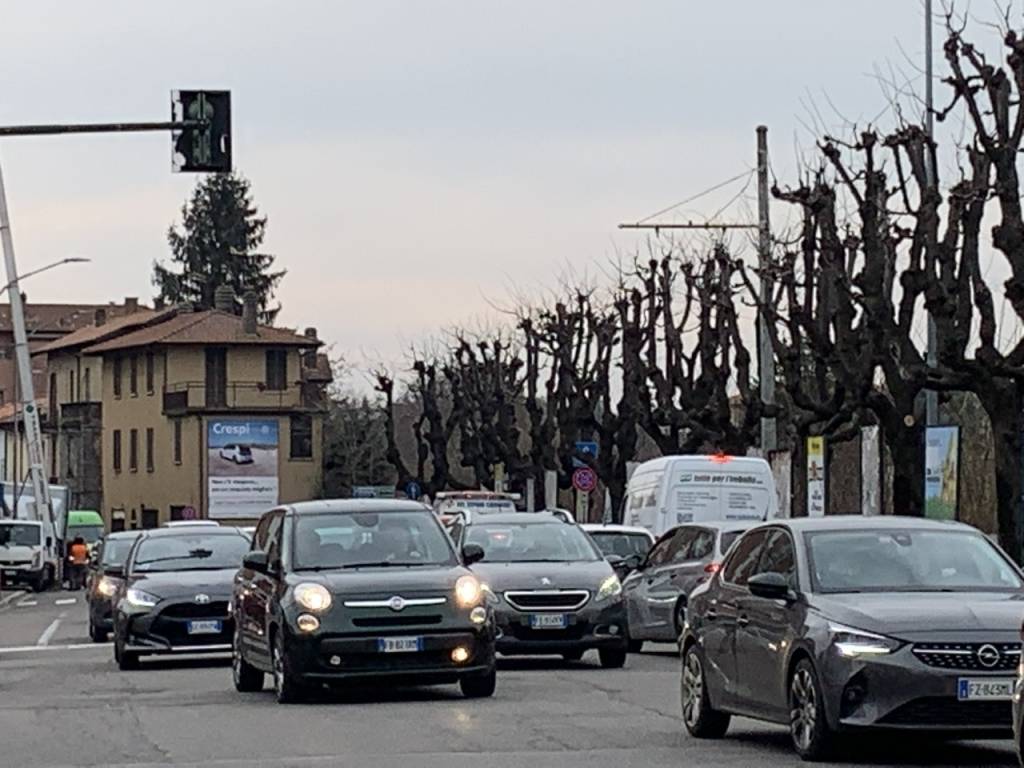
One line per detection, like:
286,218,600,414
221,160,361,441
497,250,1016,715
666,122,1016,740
231,500,497,703
111,526,250,670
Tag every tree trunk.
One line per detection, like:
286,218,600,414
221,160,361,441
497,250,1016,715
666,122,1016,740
985,386,1024,560
887,424,924,518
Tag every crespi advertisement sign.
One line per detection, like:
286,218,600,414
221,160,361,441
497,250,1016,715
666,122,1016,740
207,419,279,519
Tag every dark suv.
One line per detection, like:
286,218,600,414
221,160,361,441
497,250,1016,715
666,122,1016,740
231,500,497,703
447,511,628,668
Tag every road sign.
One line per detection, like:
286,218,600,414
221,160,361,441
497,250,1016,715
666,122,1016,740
172,90,232,173
572,441,599,468
572,467,597,494
181,506,197,520
353,485,395,499
405,480,422,500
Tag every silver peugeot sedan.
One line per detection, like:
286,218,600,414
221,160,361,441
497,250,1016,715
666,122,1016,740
680,516,1024,761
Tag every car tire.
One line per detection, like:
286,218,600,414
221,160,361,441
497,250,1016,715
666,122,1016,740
272,631,308,704
89,618,107,643
673,601,687,638
460,667,497,699
681,643,730,738
562,649,585,662
789,659,835,762
598,647,627,669
233,630,264,693
114,633,139,671
628,639,644,654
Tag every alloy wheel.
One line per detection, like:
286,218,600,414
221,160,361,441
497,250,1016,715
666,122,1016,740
790,668,817,752
681,650,703,728
273,643,284,697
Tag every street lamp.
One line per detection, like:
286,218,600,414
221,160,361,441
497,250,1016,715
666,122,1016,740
0,256,89,296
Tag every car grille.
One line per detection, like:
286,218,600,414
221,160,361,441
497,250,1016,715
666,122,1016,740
0,559,30,567
504,590,590,611
912,642,1021,672
160,601,229,619
879,697,1011,727
352,615,443,628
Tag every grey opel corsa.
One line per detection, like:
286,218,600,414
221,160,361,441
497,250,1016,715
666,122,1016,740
680,516,1024,762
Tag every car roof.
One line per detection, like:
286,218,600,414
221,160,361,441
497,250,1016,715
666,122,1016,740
464,512,568,525
103,530,143,541
283,499,433,516
759,515,976,533
137,526,249,539
581,524,654,537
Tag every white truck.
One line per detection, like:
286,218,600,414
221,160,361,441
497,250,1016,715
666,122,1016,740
623,454,778,538
0,482,70,592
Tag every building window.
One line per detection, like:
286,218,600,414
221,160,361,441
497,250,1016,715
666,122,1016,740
68,369,75,403
146,352,155,394
266,349,288,391
49,373,57,412
141,508,159,529
83,368,91,402
113,357,122,398
290,414,313,459
129,428,138,472
173,420,182,464
129,355,138,396
205,348,227,407
146,428,155,473
113,430,122,473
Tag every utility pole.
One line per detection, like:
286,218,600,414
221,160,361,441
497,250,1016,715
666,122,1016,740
757,126,776,454
924,0,938,427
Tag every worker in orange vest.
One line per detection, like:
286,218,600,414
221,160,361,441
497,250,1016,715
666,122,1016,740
67,536,88,591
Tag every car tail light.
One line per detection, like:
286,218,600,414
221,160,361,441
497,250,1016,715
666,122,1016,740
710,452,732,464
704,562,722,575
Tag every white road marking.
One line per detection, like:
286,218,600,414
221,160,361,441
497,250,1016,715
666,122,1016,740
36,610,67,646
54,598,77,606
0,642,111,655
17,599,37,607
0,590,26,608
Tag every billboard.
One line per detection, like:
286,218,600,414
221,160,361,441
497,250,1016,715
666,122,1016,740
807,436,826,517
207,418,279,519
925,426,959,520
861,425,881,515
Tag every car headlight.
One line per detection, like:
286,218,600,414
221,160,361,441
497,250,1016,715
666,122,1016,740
596,574,623,602
293,583,333,613
455,575,482,608
124,588,159,609
97,577,118,598
829,622,900,657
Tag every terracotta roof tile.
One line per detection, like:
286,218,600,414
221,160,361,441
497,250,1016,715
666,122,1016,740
37,308,167,355
83,309,319,354
0,302,144,336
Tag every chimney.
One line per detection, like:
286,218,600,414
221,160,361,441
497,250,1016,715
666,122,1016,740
214,285,236,313
94,308,107,327
154,297,165,310
303,328,318,368
124,297,139,313
241,291,258,335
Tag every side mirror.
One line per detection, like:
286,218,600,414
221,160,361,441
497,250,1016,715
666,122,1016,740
462,544,485,566
45,537,53,548
748,572,794,601
104,564,124,578
243,551,270,574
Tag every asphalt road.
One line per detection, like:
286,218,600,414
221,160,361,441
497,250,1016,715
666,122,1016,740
0,590,1019,768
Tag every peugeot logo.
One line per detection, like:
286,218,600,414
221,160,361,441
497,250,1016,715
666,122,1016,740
194,593,210,605
388,596,406,612
540,577,552,586
977,644,1001,668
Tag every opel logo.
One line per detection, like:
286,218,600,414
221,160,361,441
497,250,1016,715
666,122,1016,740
388,596,406,612
194,593,210,605
977,644,1001,668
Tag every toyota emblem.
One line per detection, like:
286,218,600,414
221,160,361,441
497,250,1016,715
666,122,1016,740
977,644,1001,668
388,596,406,612
540,577,552,586
194,593,211,605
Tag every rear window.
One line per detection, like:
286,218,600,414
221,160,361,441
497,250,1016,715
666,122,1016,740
589,531,652,558
719,530,744,555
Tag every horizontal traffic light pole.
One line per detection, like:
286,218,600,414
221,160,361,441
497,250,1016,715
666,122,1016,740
0,120,207,137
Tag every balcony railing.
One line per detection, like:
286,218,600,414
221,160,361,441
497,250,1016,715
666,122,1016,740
162,381,322,414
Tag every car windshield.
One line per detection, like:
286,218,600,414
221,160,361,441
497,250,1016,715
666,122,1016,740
467,522,601,563
589,531,651,558
293,511,456,570
101,537,139,566
0,523,40,547
806,529,1024,593
69,525,104,543
132,534,250,573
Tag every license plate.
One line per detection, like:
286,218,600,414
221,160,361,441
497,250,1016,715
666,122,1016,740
957,677,1014,701
186,620,222,635
378,636,423,653
529,614,568,629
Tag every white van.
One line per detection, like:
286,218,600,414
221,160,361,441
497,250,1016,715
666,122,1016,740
0,519,55,592
623,455,778,538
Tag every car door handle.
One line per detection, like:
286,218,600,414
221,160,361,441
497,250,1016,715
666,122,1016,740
737,614,750,627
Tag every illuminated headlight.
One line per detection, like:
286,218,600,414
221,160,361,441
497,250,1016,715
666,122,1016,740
455,575,482,607
124,588,159,610
829,622,900,657
96,577,118,598
296,613,320,633
596,574,622,602
293,583,332,613
470,606,488,624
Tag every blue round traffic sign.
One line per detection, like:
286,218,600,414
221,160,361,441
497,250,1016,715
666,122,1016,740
406,480,422,500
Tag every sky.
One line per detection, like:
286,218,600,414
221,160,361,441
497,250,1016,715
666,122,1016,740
0,1,962,379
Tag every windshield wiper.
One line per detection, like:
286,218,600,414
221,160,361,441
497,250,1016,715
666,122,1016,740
338,561,435,569
135,550,215,567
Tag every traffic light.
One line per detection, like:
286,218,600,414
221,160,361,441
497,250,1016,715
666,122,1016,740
171,90,232,173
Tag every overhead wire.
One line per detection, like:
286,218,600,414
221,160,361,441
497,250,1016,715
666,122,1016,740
634,169,755,225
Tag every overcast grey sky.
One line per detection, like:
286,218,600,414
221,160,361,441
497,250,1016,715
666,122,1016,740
0,1,938,367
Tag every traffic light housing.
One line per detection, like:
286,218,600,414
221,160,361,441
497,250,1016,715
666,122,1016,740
171,90,231,173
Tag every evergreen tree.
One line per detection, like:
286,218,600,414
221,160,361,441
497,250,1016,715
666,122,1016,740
153,172,285,322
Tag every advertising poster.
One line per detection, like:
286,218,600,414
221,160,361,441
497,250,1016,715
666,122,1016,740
673,466,770,523
207,418,279,519
807,436,826,517
860,425,881,516
925,426,959,520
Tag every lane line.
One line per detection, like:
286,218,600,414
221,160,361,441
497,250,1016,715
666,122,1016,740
16,599,37,607
36,610,67,646
0,590,26,608
54,598,77,606
0,642,111,655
